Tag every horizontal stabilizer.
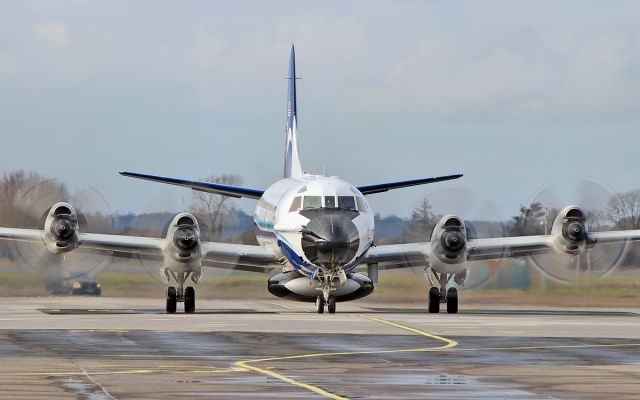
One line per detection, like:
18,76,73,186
357,174,463,195
119,172,264,199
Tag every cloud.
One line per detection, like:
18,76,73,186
33,22,68,49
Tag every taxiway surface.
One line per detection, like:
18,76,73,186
1,297,639,399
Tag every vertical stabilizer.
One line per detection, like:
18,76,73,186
284,45,303,178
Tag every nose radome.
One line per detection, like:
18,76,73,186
301,211,360,269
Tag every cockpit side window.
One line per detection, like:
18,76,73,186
324,196,336,208
338,196,357,210
356,196,367,212
289,196,302,212
303,196,322,209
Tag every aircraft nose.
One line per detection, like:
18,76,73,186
301,211,360,269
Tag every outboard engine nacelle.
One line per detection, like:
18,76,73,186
551,206,588,255
430,215,467,268
43,202,79,254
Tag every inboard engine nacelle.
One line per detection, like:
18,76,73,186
430,215,467,269
165,213,202,264
550,206,588,255
43,202,79,254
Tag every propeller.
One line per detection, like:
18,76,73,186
126,187,182,284
410,186,508,289
10,178,113,288
525,178,625,284
129,185,249,286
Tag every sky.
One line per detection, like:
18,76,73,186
1,1,639,220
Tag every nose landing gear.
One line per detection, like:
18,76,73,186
315,294,337,314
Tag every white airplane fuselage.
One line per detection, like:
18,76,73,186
255,175,376,302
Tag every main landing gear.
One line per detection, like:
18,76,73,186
426,268,462,314
164,270,196,314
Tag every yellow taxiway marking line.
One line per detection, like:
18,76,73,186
234,360,349,400
233,315,458,400
451,342,640,352
367,317,458,349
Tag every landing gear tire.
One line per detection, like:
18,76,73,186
327,296,336,314
446,287,458,314
316,295,325,314
166,286,177,314
184,286,196,314
428,287,440,314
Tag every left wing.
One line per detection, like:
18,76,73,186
357,174,463,195
119,172,264,199
366,230,640,271
200,242,282,273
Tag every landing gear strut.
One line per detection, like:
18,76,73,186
425,268,461,314
315,272,339,314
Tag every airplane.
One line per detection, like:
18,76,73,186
2,45,640,314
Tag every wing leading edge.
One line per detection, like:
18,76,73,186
119,172,264,199
357,174,463,195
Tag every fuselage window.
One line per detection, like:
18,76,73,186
303,196,322,209
338,196,356,210
289,196,302,212
356,196,367,212
324,196,336,208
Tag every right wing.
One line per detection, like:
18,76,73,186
365,230,640,271
365,243,430,270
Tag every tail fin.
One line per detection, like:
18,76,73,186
284,45,303,178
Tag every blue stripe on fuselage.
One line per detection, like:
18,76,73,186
277,236,316,277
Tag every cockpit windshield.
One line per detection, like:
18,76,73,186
337,196,356,210
289,195,366,213
302,196,322,210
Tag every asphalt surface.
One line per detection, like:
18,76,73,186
1,297,639,399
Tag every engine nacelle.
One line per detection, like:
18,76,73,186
430,215,467,269
165,213,202,265
43,202,79,254
550,206,588,255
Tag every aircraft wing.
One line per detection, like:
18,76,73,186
0,227,281,273
366,229,640,270
200,242,282,273
357,174,463,195
365,243,430,270
119,172,264,199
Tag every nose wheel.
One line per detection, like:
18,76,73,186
184,286,196,313
315,295,337,314
327,296,336,314
315,295,325,314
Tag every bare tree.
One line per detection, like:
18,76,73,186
189,174,241,241
0,170,69,228
510,202,553,236
607,190,640,229
403,199,438,242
